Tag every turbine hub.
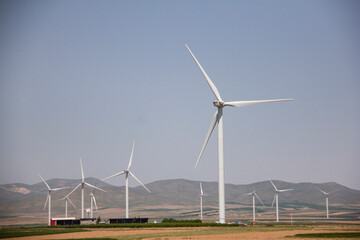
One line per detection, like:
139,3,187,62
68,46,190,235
213,100,224,108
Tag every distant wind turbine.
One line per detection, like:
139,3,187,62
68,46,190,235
38,174,68,225
243,190,264,222
65,158,106,218
317,187,337,219
102,141,151,218
89,192,98,218
268,178,293,222
186,44,293,224
60,196,76,218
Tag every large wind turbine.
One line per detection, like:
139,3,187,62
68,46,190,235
102,141,151,218
243,190,264,222
186,44,293,223
65,158,106,218
268,178,293,222
199,182,205,221
39,174,68,225
60,196,76,218
317,187,337,219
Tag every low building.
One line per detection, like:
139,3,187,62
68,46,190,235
51,217,80,226
109,218,148,224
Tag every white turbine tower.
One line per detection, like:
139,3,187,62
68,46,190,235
102,141,151,218
60,196,76,218
39,174,68,225
65,158,106,218
89,192,98,218
243,190,264,222
199,182,205,221
268,178,293,222
186,44,293,224
317,187,337,219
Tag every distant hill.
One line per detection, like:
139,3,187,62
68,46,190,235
0,178,359,224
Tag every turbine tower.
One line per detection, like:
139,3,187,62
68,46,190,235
89,192,98,218
186,44,293,223
199,182,205,221
243,190,264,222
102,141,151,218
268,178,293,222
60,196,76,218
65,158,106,218
39,174,68,225
317,187,337,219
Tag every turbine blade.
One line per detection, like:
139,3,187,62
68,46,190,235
278,189,293,192
128,140,136,170
200,182,203,195
254,192,265,206
44,193,49,210
243,192,253,196
128,171,151,193
224,99,294,108
316,186,328,195
65,183,81,198
84,182,107,192
185,44,223,102
102,171,125,181
80,158,84,182
328,189,338,195
38,174,51,190
195,110,219,168
52,186,69,191
93,196,98,210
271,194,276,208
268,178,278,191
67,197,76,209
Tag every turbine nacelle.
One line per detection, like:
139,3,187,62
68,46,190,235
213,100,225,108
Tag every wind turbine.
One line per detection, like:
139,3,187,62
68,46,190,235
268,178,293,222
38,174,68,225
317,187,337,219
65,158,106,218
199,182,205,221
243,190,264,222
60,196,76,218
89,192,98,218
102,141,151,218
186,44,293,224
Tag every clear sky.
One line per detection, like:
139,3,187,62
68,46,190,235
1,1,359,190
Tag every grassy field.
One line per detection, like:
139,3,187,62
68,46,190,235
292,232,360,238
0,227,86,239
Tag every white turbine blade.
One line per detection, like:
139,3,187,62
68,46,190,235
80,158,84,182
185,44,223,102
328,189,338,195
127,140,136,171
84,182,107,192
52,186,69,192
243,192,253,196
44,193,49,210
224,99,294,108
195,110,219,168
65,183,81,198
200,182,203,195
38,174,51,190
93,195,98,210
102,171,125,181
67,197,76,209
278,188,293,192
271,194,276,208
316,186,328,195
268,178,278,191
254,192,265,206
128,171,151,193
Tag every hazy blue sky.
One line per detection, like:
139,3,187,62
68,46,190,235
1,1,359,190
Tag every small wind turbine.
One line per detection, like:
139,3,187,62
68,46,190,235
65,158,106,218
243,190,264,222
186,44,293,223
199,182,205,221
317,187,337,219
102,141,151,218
89,192,98,218
268,178,293,222
60,196,76,218
38,174,68,225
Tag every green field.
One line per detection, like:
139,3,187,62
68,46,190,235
0,227,86,239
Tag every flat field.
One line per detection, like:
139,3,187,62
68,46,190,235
1,224,360,240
